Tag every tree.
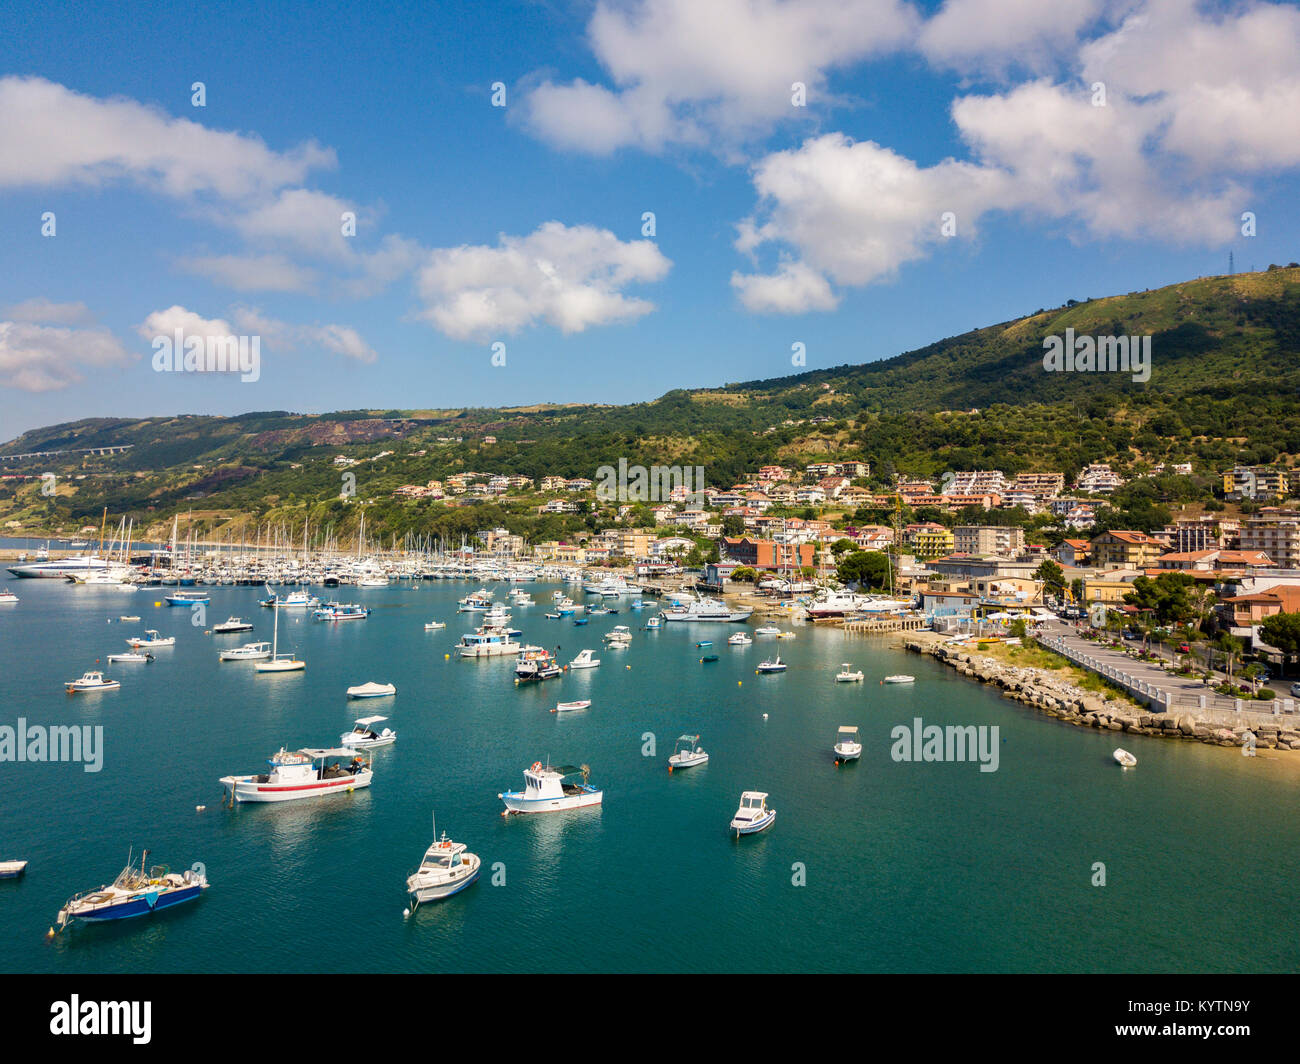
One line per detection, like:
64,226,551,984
731,566,758,583
1123,572,1197,626
1070,577,1086,604
837,550,890,589
720,515,746,538
830,538,856,556
1258,611,1300,676
1034,559,1066,600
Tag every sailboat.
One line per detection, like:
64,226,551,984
255,597,305,673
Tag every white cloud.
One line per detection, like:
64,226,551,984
919,0,1107,70
177,253,318,293
0,76,334,201
0,320,132,392
1,299,96,327
730,260,839,313
416,222,672,340
524,0,919,154
139,306,377,364
138,306,235,345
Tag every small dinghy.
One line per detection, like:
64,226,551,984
700,654,719,663
1113,748,1137,768
882,674,915,684
119,615,141,622
834,726,862,764
106,652,154,664
696,640,713,648
552,700,591,713
424,620,446,630
347,681,396,699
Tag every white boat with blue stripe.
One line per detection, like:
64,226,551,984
499,761,602,814
730,791,776,836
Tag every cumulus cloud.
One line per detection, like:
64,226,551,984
139,305,377,364
0,316,132,392
1,299,96,326
177,253,318,293
919,0,1108,71
415,222,672,340
523,0,919,154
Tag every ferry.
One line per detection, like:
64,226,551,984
53,850,208,931
499,761,603,814
220,747,372,803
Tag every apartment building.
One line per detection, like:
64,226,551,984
953,525,1025,556
1075,464,1125,494
904,522,956,560
1223,467,1290,501
1090,530,1164,568
1239,510,1300,569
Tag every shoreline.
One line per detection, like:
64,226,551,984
903,631,1300,761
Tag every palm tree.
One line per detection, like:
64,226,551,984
1215,633,1244,684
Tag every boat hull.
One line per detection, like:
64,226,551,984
499,787,603,813
732,810,776,835
221,769,372,803
66,883,204,922
407,863,480,902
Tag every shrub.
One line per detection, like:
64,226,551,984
1257,688,1276,700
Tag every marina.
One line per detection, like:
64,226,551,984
2,576,1298,974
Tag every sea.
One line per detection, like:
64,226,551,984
1,576,1296,973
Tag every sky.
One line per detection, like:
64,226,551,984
2,0,1299,438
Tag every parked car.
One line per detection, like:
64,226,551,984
1289,681,1300,698
1177,643,1191,653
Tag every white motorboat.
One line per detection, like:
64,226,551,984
255,603,304,673
552,700,591,713
0,590,18,603
119,614,140,622
106,652,154,664
882,674,915,684
125,630,175,648
754,625,780,636
65,671,120,693
0,859,28,878
1114,748,1137,768
604,625,633,644
662,592,752,623
755,655,786,673
728,631,752,646
834,726,862,763
730,791,776,836
457,624,521,658
212,617,254,634
219,641,272,661
406,817,480,906
220,747,371,803
347,681,396,699
644,613,663,629
499,761,603,814
424,620,446,630
835,663,864,682
341,715,397,748
569,648,601,669
668,734,708,771
776,631,797,640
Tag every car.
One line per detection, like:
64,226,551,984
1289,682,1300,698
1177,644,1191,653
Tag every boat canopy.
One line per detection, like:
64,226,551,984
300,747,362,759
837,726,859,738
676,734,700,744
352,716,388,726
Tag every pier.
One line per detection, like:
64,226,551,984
842,616,926,634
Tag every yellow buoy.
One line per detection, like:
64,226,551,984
444,653,450,660
738,680,742,686
154,601,162,607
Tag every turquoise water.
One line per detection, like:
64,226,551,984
1,579,1297,973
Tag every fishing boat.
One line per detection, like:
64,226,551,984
0,859,28,878
728,631,752,646
457,624,521,658
125,630,175,648
341,715,397,748
834,726,862,763
220,747,372,803
515,645,561,681
755,656,786,673
255,604,304,673
1114,748,1137,768
347,681,396,699
212,617,254,634
499,761,603,814
754,625,780,635
106,652,154,664
65,671,120,693
219,641,272,662
405,816,480,906
552,700,591,713
165,591,210,607
668,734,708,771
424,620,446,630
53,850,208,931
835,663,864,682
882,674,915,684
457,589,494,612
569,648,600,669
314,602,370,621
730,792,776,836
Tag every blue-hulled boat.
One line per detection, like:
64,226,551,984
53,850,208,932
165,591,210,606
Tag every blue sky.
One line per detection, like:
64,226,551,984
2,0,1299,437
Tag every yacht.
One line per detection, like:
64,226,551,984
730,792,776,836
835,663,864,682
728,632,752,646
808,588,915,619
220,747,371,803
53,850,208,931
406,818,480,906
8,555,110,579
499,761,603,814
219,641,272,662
755,656,787,674
65,671,120,693
834,726,862,763
255,605,304,673
212,617,254,634
569,648,600,669
668,734,708,771
341,715,396,748
662,592,753,623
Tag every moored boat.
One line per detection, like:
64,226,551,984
106,652,154,664
220,747,372,803
212,617,254,634
668,734,708,771
835,663,864,682
730,791,776,836
53,850,208,931
341,715,397,748
405,817,480,907
569,648,600,669
755,655,786,673
65,671,120,693
219,641,272,661
499,761,602,814
834,726,862,763
1114,748,1137,768
347,681,396,699
125,629,175,648
882,674,915,684
553,700,591,713
0,859,29,878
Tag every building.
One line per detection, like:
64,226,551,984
904,523,955,560
1075,464,1125,494
719,537,816,570
948,470,1008,495
1090,530,1164,569
953,526,1025,556
1239,510,1300,569
1223,467,1290,501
